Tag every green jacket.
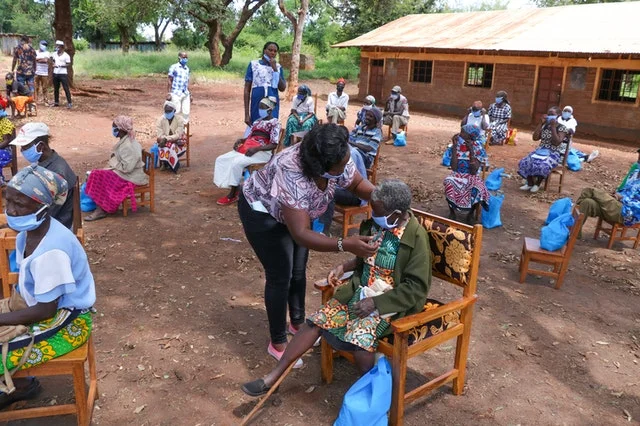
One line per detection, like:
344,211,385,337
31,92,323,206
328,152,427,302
334,213,432,325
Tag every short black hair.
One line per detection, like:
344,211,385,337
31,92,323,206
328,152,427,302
300,124,349,179
20,35,29,43
263,41,279,52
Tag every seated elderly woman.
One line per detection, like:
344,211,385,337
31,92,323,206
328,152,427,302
84,116,148,221
518,106,570,193
156,98,186,173
283,84,317,146
444,124,489,224
0,103,15,185
0,165,95,408
241,179,431,396
214,96,281,206
461,100,490,145
355,95,376,127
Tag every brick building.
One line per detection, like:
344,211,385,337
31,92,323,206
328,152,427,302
334,2,640,143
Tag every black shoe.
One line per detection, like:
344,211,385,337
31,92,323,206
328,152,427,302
241,378,270,397
0,377,42,410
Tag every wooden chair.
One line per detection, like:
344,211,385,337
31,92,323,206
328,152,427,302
518,207,584,289
72,179,85,246
485,119,511,146
317,210,483,425
122,150,155,216
593,217,640,250
386,122,408,140
183,122,191,167
0,229,98,425
542,137,571,193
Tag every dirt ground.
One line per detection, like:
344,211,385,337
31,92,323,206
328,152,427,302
1,55,640,425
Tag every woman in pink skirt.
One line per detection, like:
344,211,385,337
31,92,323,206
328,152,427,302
84,116,148,221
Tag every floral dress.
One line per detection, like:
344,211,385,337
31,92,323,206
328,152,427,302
518,123,568,179
309,223,407,352
443,136,490,210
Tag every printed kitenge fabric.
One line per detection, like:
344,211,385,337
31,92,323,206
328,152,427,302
620,178,640,226
518,123,568,179
159,134,187,171
444,172,490,210
309,224,407,352
85,169,137,214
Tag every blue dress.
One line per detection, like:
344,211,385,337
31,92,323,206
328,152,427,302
245,59,285,123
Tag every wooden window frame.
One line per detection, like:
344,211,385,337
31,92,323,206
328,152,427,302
596,68,640,104
410,60,433,84
465,63,494,88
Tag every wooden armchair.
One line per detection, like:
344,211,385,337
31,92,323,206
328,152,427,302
543,137,572,193
593,217,640,250
317,210,483,425
122,150,155,216
518,207,584,289
0,229,98,425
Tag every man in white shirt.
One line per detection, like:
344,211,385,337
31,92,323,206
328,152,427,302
52,40,72,109
326,78,349,124
35,40,51,105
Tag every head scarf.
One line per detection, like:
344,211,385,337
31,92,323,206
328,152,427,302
8,164,68,207
337,78,346,85
367,106,383,125
298,84,311,97
365,95,376,106
259,96,277,110
113,115,135,138
163,99,177,111
461,123,482,141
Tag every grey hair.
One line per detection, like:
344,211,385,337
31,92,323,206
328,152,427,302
371,179,412,213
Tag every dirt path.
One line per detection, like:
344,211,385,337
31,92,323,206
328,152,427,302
1,58,639,425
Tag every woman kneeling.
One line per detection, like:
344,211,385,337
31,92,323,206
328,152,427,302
241,179,431,396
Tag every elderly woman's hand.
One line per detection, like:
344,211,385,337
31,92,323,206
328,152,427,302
327,264,345,287
353,298,376,318
233,138,244,151
344,235,380,258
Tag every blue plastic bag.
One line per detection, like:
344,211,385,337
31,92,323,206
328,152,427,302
334,357,392,426
393,131,406,147
9,250,18,273
80,182,96,212
485,167,505,191
149,143,160,168
567,149,582,171
482,192,504,229
442,145,452,167
545,197,573,225
540,212,575,251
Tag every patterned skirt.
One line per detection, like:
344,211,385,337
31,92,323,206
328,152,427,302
284,114,317,147
444,172,490,210
518,151,561,178
308,287,390,352
159,139,187,171
85,169,137,214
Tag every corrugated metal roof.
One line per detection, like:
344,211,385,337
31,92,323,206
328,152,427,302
333,2,640,55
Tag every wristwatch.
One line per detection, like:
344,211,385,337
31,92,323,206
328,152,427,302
337,237,344,252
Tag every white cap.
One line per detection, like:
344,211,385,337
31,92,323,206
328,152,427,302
10,122,49,146
563,105,573,113
55,40,64,46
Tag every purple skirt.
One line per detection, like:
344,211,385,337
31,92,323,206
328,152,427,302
518,151,561,178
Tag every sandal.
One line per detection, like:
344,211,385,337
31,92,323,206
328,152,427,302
0,377,42,410
241,378,270,397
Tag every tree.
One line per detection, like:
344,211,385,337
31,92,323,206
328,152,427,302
146,0,184,50
53,0,76,85
278,0,310,100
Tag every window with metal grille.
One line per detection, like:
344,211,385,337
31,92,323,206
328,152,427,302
465,63,494,88
598,69,640,103
411,60,433,83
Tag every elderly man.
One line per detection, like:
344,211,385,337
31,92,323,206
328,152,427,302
326,78,349,124
168,51,191,123
383,85,409,141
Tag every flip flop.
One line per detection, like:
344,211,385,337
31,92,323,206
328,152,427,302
0,377,42,411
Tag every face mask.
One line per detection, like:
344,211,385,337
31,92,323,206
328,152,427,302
22,142,42,163
321,171,342,180
112,127,120,138
391,94,399,100
263,54,271,63
561,112,571,120
363,105,372,110
0,110,7,118
179,58,188,66
164,111,175,120
258,108,269,118
39,44,47,52
297,94,305,101
372,211,400,230
6,205,48,232
546,115,557,122
495,97,503,104
472,110,482,117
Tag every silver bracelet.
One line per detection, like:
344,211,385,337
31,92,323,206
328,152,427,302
337,237,344,252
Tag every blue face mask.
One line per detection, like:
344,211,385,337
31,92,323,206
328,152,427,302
263,54,271,63
179,58,188,66
164,111,175,120
258,108,269,118
561,111,571,120
495,97,503,104
21,142,42,163
546,115,557,122
297,94,306,101
6,205,48,232
372,211,400,230
39,44,47,52
321,171,343,180
112,127,120,138
472,110,481,117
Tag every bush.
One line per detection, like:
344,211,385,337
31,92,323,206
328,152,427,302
74,38,89,52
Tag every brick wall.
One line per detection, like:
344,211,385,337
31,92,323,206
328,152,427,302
357,56,369,100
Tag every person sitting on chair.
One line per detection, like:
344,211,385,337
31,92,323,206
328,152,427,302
326,78,349,124
156,98,186,173
461,100,490,145
487,90,512,145
0,103,16,185
382,86,409,141
284,85,317,146
443,124,490,224
517,106,570,193
214,96,281,206
355,95,376,127
577,147,640,229
0,165,95,409
241,179,431,397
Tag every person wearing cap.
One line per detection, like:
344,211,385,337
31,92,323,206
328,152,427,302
0,164,95,410
214,96,281,206
11,35,36,97
383,86,410,140
10,122,77,229
156,97,186,173
168,51,191,123
52,40,72,109
84,116,147,221
4,72,33,118
325,78,349,124
355,95,376,127
35,40,51,106
577,148,640,231
0,103,16,185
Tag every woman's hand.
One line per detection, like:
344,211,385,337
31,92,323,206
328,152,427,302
233,138,244,151
327,264,345,287
353,298,376,318
244,147,259,157
270,59,278,72
343,235,379,258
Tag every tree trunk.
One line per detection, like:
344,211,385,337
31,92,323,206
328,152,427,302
279,0,309,101
219,0,268,67
53,0,75,87
118,24,130,53
153,22,162,51
207,21,222,67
